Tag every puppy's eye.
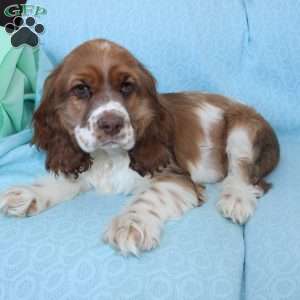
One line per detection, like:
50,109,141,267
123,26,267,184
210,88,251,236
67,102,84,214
72,84,92,99
120,81,135,97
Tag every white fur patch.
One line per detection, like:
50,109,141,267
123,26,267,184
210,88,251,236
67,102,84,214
189,103,224,183
82,149,149,196
75,126,97,153
89,101,130,122
0,176,84,217
226,127,253,160
189,149,224,183
97,41,111,50
226,127,253,175
0,187,40,217
217,175,263,224
74,100,135,153
217,126,260,223
199,103,224,136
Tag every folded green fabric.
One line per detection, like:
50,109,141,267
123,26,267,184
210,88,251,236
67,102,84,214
0,27,39,138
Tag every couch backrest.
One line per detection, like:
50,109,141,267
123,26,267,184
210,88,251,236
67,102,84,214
30,0,300,131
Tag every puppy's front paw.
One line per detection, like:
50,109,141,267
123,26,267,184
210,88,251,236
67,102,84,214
217,179,262,224
0,186,45,217
103,213,160,256
217,193,256,224
216,175,265,224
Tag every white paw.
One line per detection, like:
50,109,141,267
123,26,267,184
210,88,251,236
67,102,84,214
0,186,44,217
217,177,262,224
103,213,161,256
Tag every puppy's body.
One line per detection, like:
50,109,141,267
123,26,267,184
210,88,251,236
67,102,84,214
0,39,279,255
161,92,279,185
162,92,279,222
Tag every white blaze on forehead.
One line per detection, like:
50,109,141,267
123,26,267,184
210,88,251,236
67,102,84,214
89,101,130,123
97,41,112,50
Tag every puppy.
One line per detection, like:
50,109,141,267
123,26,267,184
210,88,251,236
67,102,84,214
0,39,279,255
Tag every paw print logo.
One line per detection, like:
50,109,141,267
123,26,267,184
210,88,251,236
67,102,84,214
5,16,44,48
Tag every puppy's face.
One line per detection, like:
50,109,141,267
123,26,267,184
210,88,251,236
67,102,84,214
33,39,161,176
57,40,159,153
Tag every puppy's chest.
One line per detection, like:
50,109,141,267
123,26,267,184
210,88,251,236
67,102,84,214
83,151,149,195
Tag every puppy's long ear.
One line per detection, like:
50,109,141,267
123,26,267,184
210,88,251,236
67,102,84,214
32,65,92,177
129,64,174,176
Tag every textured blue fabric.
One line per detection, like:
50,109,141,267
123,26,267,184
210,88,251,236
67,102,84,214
0,143,244,300
0,129,32,159
0,47,244,300
244,133,300,300
30,0,300,131
1,0,300,299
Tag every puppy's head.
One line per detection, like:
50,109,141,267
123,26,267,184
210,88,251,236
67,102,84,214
33,39,165,177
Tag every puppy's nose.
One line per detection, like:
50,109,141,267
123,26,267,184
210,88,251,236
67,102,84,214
97,113,124,135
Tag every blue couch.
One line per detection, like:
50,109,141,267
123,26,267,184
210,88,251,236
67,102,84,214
0,1,299,299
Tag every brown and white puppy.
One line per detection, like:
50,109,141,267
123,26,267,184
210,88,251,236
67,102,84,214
0,39,279,255
131,91,280,222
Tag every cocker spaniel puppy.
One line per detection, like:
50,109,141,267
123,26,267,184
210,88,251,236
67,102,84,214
0,39,279,255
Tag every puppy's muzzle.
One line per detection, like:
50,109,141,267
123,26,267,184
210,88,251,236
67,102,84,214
96,112,125,136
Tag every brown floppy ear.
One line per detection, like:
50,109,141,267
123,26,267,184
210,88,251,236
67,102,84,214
129,64,174,176
32,65,92,177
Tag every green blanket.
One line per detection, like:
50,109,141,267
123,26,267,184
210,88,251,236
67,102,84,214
0,27,39,138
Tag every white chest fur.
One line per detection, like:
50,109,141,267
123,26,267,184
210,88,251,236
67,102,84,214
81,150,149,196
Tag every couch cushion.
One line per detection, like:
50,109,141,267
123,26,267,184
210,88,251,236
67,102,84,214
244,132,300,300
30,0,300,131
0,144,244,300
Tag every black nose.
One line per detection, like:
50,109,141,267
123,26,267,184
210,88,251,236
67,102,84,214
97,113,124,135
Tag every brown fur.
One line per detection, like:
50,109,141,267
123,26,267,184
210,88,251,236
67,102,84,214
32,65,93,177
148,92,280,187
33,39,280,188
154,173,205,205
33,39,172,177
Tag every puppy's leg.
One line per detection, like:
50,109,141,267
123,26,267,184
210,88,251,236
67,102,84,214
0,175,87,217
103,174,204,256
217,127,265,224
